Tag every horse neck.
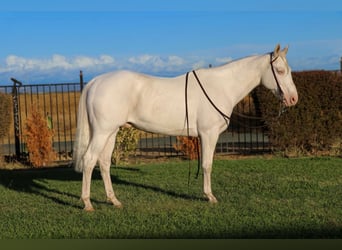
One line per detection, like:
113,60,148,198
217,54,269,106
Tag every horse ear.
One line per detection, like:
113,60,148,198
282,45,289,55
274,44,281,56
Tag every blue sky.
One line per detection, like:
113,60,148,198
0,0,342,84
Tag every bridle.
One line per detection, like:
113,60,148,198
270,52,285,102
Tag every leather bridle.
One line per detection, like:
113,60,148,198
270,52,284,100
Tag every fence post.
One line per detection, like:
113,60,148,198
80,70,84,92
10,78,22,159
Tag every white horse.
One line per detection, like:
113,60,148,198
73,44,298,211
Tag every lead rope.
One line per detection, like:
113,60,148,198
185,71,231,187
192,70,231,125
184,72,192,187
185,72,202,189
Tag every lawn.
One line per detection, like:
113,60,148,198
0,157,341,239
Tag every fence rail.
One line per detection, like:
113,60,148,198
0,75,270,163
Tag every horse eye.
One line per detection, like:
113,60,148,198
277,68,285,75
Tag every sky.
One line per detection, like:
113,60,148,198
0,0,342,84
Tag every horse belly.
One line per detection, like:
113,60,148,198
130,99,189,136
128,85,196,136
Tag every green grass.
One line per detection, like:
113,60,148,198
0,157,341,239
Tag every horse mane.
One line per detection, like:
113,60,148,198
207,54,262,71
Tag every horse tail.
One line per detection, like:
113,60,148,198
73,80,94,173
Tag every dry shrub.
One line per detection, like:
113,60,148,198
174,136,200,160
0,92,12,138
25,106,56,167
111,125,140,165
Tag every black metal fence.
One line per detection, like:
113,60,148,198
0,75,270,162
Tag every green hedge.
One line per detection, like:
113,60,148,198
0,92,11,138
255,71,342,156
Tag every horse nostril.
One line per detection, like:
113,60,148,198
291,96,297,105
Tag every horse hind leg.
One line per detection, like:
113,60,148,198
81,132,113,211
98,131,123,208
81,150,97,211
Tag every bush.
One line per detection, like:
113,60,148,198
25,106,56,167
255,71,342,156
111,125,140,165
0,92,11,138
174,136,200,160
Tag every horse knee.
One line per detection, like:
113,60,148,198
203,164,212,173
98,157,111,170
83,150,97,167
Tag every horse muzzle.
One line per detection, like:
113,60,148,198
283,92,298,107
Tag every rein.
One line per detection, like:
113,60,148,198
192,71,231,124
185,71,202,184
185,70,231,183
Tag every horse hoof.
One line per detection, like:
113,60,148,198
107,197,123,208
84,206,95,212
209,198,218,204
114,203,123,209
204,193,218,204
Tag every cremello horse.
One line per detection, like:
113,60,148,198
73,44,298,211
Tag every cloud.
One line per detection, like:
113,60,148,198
128,54,186,72
73,55,115,68
215,57,233,65
0,54,118,83
1,54,116,73
0,53,238,83
192,60,207,70
127,54,234,74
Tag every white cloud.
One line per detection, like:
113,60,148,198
192,60,207,70
215,57,233,65
0,52,254,83
129,54,154,65
128,54,186,72
168,55,185,66
1,54,116,73
73,55,115,68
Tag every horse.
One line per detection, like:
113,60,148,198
73,44,298,211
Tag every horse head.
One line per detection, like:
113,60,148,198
261,44,298,107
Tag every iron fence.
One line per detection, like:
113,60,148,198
0,76,270,163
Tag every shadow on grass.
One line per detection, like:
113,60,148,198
0,166,84,209
0,165,203,210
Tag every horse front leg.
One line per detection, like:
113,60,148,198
200,132,219,203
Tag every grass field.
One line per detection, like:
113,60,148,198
0,157,341,239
